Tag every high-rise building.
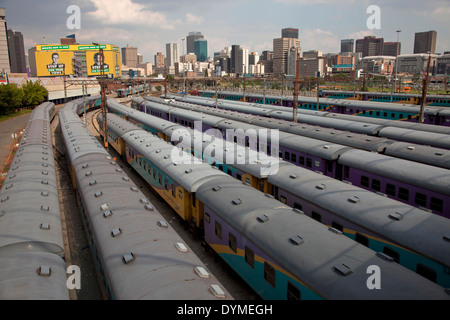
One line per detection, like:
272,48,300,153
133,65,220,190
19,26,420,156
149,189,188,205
194,39,207,62
341,39,354,53
121,44,138,67
0,8,10,73
414,30,437,54
165,43,179,67
230,45,240,74
7,29,26,73
355,36,384,57
154,52,165,68
236,47,249,75
273,28,300,76
282,28,299,39
383,42,401,57
273,37,300,75
186,32,204,54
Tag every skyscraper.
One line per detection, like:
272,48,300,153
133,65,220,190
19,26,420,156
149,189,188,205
121,44,138,68
282,28,299,39
273,28,300,76
383,42,401,57
273,37,300,75
165,43,179,67
355,36,384,57
0,8,10,73
414,31,437,54
231,45,240,74
7,29,26,73
341,39,354,53
194,39,207,62
186,32,204,54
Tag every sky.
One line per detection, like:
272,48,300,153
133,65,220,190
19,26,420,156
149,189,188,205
2,0,450,64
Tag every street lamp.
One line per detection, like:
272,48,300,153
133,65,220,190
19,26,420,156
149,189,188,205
93,42,108,150
391,30,401,102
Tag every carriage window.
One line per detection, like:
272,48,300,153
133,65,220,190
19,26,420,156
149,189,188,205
245,246,254,268
287,282,301,301
332,221,343,232
229,233,237,253
383,247,400,263
371,179,381,191
399,187,409,201
215,221,222,239
386,183,396,196
361,175,370,188
294,203,302,211
355,233,369,247
430,197,443,213
285,151,290,160
264,262,276,288
299,156,305,165
415,192,427,207
280,195,287,204
416,264,437,283
205,212,210,224
306,158,312,168
311,211,321,222
291,153,297,163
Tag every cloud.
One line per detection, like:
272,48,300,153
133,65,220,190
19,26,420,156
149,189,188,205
275,0,360,5
300,29,340,53
87,0,176,29
185,13,203,25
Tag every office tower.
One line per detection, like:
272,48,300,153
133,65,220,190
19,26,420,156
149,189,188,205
121,44,138,67
137,54,143,64
383,42,401,57
186,32,204,54
414,30,437,54
231,45,240,74
154,52,165,68
282,28,299,39
166,43,179,67
194,39,207,62
273,37,300,75
355,36,384,57
0,8,10,73
341,39,354,53
236,47,249,75
7,29,26,73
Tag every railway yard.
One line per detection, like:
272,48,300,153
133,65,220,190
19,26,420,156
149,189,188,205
0,90,449,302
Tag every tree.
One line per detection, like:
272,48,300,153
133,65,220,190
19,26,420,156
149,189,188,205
22,80,48,107
0,84,24,115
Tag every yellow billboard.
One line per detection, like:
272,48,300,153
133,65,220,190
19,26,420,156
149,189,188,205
86,50,121,77
34,44,121,78
35,51,74,76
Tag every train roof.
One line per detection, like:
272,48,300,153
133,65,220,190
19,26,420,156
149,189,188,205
338,149,450,196
268,165,450,268
384,142,450,169
378,126,450,150
196,175,450,300
72,152,232,299
122,129,229,192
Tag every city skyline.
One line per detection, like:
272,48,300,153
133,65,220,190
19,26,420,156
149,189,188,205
2,0,450,65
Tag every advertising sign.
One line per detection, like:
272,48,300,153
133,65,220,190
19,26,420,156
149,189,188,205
35,51,74,76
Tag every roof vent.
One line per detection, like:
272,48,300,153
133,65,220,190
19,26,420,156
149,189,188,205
388,212,403,221
122,252,135,264
376,252,394,262
210,284,226,298
289,235,305,246
144,204,154,211
334,263,353,276
157,220,168,228
257,215,269,223
289,173,299,179
40,205,49,211
41,191,49,197
100,203,109,212
347,196,360,203
212,186,221,192
232,198,242,205
37,266,52,277
95,191,103,198
130,186,138,192
175,242,188,253
316,184,326,190
111,228,122,237
407,146,415,151
40,223,50,230
195,266,210,278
